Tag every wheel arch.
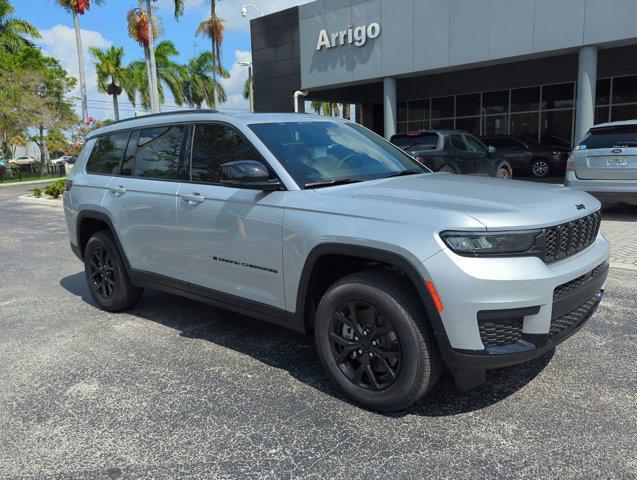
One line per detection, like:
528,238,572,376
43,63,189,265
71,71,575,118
292,243,443,335
76,210,130,270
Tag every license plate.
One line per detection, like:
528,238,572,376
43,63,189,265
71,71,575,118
607,156,627,167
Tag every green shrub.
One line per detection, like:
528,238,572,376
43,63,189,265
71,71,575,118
44,179,65,199
33,187,42,198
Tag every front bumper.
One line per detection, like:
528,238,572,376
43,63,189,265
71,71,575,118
421,233,610,388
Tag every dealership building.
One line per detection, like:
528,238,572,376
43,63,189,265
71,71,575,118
250,0,637,146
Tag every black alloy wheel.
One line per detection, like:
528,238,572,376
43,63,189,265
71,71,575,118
88,245,116,300
329,301,402,391
531,159,551,178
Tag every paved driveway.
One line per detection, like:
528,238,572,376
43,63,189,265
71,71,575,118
0,194,635,479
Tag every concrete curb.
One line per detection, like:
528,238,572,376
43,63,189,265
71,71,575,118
610,262,637,271
17,195,63,207
0,178,66,188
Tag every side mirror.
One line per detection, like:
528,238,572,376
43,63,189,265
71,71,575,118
219,160,282,191
487,146,497,155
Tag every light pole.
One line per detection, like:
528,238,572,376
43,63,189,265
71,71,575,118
241,3,264,17
239,61,254,113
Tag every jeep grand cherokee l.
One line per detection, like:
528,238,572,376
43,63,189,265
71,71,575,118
63,111,610,412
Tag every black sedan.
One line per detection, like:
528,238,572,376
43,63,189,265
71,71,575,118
390,130,512,179
481,135,569,178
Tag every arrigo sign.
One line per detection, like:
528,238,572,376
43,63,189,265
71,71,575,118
315,22,381,51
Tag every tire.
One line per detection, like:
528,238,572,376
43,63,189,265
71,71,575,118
84,231,144,312
439,165,456,174
497,167,511,179
314,270,441,412
530,158,551,178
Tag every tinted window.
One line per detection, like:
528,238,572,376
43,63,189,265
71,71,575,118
579,126,637,149
120,130,140,176
542,83,574,109
86,132,130,175
431,97,454,118
464,134,487,153
456,93,480,117
449,134,467,151
511,87,540,112
485,137,520,148
612,75,637,104
483,90,509,114
455,117,480,136
191,123,263,184
392,133,439,150
249,121,426,187
134,126,186,180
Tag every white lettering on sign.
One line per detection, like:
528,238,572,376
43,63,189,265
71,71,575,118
315,22,381,51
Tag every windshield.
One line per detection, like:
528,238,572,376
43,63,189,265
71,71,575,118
392,133,439,151
249,121,428,188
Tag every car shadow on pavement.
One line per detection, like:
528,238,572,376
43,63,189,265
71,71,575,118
60,272,554,417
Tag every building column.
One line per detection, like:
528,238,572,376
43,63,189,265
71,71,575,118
575,46,598,144
383,77,397,140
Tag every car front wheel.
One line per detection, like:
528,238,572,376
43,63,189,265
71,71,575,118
531,158,551,178
314,271,440,412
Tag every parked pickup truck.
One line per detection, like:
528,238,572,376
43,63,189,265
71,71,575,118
390,130,512,179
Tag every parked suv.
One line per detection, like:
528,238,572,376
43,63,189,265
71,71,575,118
64,111,609,412
565,120,637,205
390,130,512,179
481,135,568,178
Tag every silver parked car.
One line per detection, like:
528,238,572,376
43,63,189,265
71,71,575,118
63,111,610,411
565,120,637,205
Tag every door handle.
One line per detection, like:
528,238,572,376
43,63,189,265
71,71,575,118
109,185,127,196
181,193,205,205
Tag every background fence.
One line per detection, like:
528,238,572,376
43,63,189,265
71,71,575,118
0,163,66,183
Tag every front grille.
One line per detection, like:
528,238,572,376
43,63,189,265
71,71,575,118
478,318,523,347
544,210,601,263
549,295,598,339
553,262,607,298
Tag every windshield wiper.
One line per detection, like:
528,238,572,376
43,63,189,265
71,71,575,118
382,168,424,178
304,178,363,189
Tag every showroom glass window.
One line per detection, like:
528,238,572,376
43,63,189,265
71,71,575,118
133,125,186,180
191,123,263,184
86,131,130,175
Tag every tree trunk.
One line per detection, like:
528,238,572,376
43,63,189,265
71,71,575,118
38,125,46,175
73,11,88,121
211,1,218,108
145,0,160,113
143,46,154,112
343,103,351,120
112,93,120,121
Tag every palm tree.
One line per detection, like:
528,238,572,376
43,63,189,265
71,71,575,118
196,0,226,108
125,40,185,110
182,51,227,109
311,101,340,117
0,0,40,52
56,0,104,121
90,45,127,121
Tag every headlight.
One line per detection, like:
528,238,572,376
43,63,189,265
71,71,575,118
440,230,541,256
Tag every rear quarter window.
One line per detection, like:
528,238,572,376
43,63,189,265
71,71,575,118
86,132,130,175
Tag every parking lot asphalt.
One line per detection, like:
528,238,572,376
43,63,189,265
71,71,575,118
0,191,636,479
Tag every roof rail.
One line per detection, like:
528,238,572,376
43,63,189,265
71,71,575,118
105,109,221,127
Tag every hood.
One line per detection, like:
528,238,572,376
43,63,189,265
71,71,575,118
314,173,600,230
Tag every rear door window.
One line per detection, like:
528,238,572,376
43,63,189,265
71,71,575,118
464,134,488,153
580,126,637,149
191,123,263,184
134,125,187,180
86,131,130,175
449,134,468,151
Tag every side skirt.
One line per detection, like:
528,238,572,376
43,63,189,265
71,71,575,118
128,269,305,334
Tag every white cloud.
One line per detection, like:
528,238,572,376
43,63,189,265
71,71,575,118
167,0,315,33
38,24,117,120
217,49,251,112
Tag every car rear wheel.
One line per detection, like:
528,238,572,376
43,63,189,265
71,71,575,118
497,167,511,179
314,270,440,412
84,231,143,312
531,158,551,178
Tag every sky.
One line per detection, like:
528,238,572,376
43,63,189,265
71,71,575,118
14,0,314,120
